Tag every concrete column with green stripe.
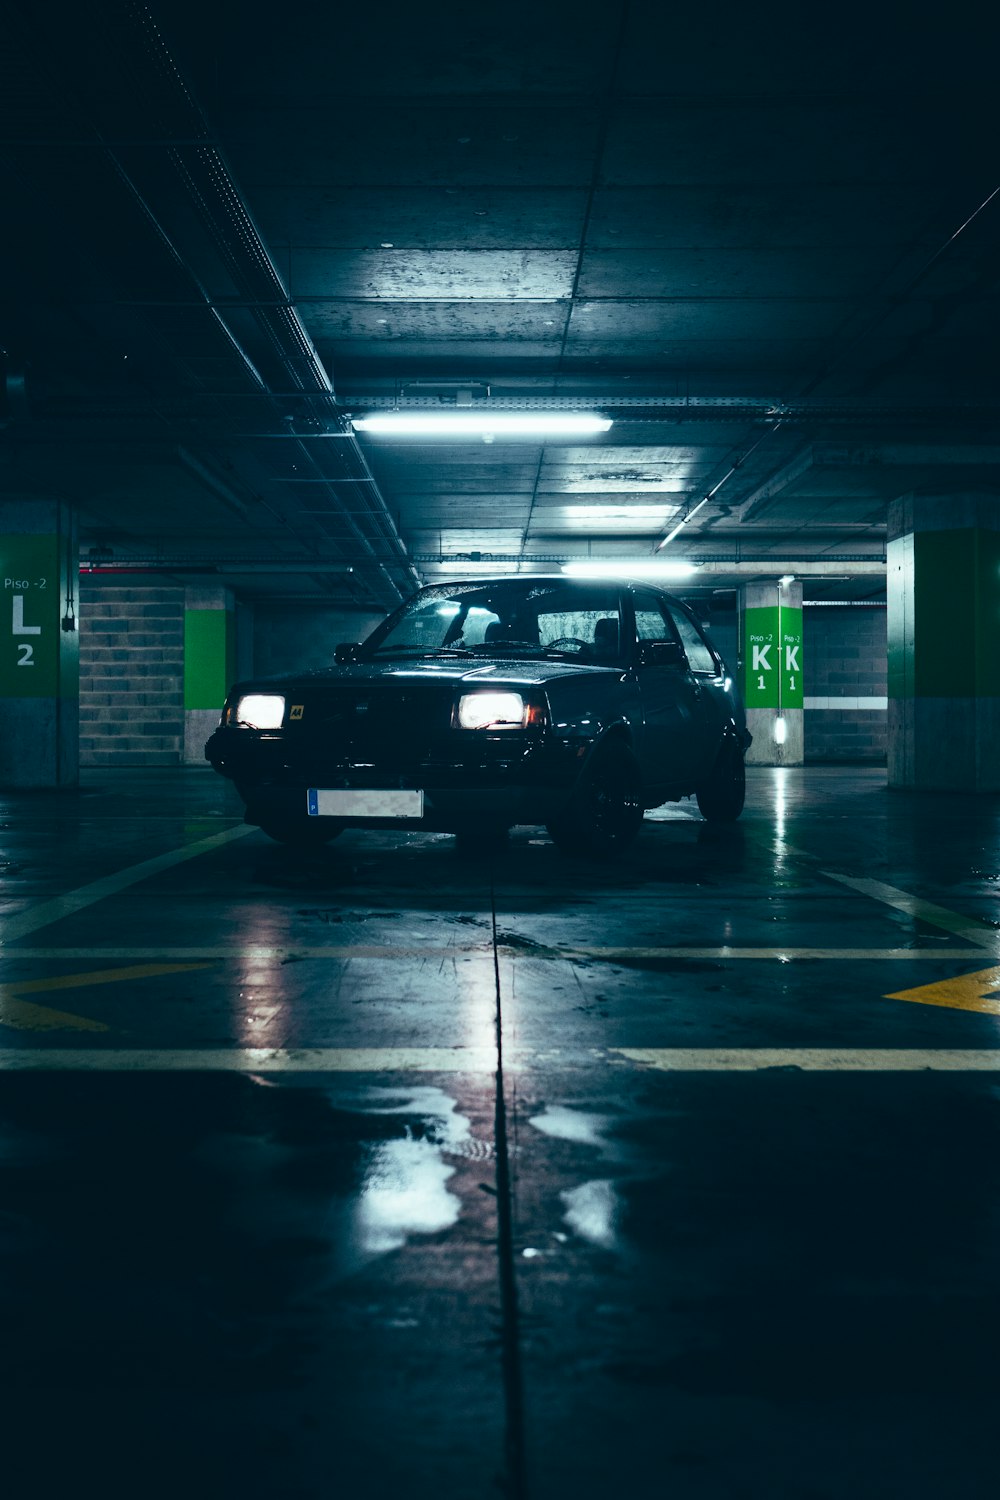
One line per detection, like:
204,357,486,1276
0,499,79,787
887,493,1000,791
739,579,804,766
184,586,236,765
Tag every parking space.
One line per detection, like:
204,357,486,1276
1,766,1000,1497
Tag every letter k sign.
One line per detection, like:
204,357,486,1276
785,645,800,671
752,643,771,672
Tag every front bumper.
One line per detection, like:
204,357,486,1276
205,725,585,831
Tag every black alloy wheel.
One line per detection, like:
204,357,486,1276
695,737,746,822
547,740,644,857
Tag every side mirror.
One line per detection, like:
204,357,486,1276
638,639,685,669
334,642,360,664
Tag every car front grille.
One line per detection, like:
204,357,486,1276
288,682,456,764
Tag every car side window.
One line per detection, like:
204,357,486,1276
633,590,677,644
664,603,718,674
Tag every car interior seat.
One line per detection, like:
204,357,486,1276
592,615,620,658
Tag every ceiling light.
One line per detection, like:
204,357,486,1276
655,496,710,550
780,574,796,587
561,561,700,580
351,413,613,437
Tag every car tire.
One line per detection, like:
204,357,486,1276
257,818,343,846
696,737,746,822
547,740,644,857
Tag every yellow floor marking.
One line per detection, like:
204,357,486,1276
0,994,110,1033
885,965,1000,1015
0,962,212,1033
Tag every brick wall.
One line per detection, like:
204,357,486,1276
79,581,184,766
804,605,887,763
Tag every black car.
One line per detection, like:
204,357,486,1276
205,576,751,856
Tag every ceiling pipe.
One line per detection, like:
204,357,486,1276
31,0,416,604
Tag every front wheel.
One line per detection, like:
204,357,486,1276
547,741,644,858
696,738,746,822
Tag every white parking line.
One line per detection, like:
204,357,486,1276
616,1048,1000,1072
2,1046,1000,1073
821,872,998,950
0,945,991,963
0,826,255,943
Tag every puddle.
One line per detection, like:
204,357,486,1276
356,1135,460,1254
349,1085,481,1257
528,1104,618,1151
560,1179,621,1250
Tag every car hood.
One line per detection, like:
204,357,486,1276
233,656,622,695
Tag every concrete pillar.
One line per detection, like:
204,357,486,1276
183,585,235,765
887,493,1000,791
739,580,804,766
0,499,79,787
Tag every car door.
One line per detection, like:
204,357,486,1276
630,588,707,790
660,598,731,770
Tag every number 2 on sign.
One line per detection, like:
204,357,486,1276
17,644,34,667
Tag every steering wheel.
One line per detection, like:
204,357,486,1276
546,636,590,653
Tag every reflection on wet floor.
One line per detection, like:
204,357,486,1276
559,1179,621,1250
352,1086,475,1256
3,767,1000,1497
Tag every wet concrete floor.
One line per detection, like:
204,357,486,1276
1,766,999,1498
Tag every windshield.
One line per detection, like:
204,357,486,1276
363,580,624,663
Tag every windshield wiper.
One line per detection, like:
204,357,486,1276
369,645,475,659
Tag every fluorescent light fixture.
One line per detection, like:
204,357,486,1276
655,496,710,551
780,574,796,587
561,561,700,580
352,413,613,437
774,716,787,745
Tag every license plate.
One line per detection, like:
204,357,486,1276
307,788,425,819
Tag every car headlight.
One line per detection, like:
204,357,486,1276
457,692,527,730
233,693,286,729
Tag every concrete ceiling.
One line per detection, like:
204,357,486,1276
3,0,999,609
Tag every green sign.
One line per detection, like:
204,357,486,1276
0,536,61,698
742,604,803,709
184,608,235,710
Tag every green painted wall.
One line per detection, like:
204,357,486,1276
184,608,235,711
889,528,1000,699
741,604,803,709
0,535,61,698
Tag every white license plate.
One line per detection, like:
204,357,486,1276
307,788,425,819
